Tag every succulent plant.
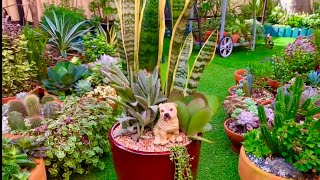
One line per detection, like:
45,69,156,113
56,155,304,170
103,65,167,140
235,111,259,131
235,89,245,96
7,111,27,131
8,100,28,117
243,80,252,97
307,70,320,87
87,54,119,69
86,85,117,103
28,115,44,129
74,80,93,96
42,61,90,96
15,92,28,101
41,96,55,104
168,90,219,143
42,101,62,119
24,94,41,117
223,96,246,115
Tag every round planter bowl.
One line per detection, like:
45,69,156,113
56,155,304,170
2,134,47,180
267,78,280,89
234,69,247,84
109,123,202,180
228,85,274,105
238,146,288,180
223,119,244,153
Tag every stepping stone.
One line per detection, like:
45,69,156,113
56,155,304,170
292,28,300,38
271,25,279,37
300,28,307,36
285,27,292,37
278,26,286,37
307,28,314,37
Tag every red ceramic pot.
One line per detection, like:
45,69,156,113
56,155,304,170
234,69,247,84
224,119,244,153
231,33,240,43
2,86,44,105
109,123,202,180
267,78,280,89
2,97,17,105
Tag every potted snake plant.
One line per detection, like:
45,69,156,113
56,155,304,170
102,0,219,179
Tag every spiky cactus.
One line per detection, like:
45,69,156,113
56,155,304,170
42,101,61,119
243,80,251,97
28,115,43,129
8,100,28,117
41,96,55,104
7,111,27,130
16,92,28,101
24,94,41,117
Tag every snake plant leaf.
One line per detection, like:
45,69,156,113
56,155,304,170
187,107,213,136
187,98,206,117
157,0,166,68
185,31,218,94
165,0,196,96
172,32,193,93
175,100,190,133
188,135,213,144
170,0,187,29
138,0,162,71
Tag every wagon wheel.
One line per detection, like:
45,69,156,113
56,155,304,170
218,36,233,57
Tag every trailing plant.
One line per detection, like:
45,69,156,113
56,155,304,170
2,34,37,97
34,96,118,179
170,146,193,180
42,61,90,98
243,78,320,174
83,33,116,62
41,11,89,58
168,90,219,143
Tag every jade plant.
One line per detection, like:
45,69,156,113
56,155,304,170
167,90,219,143
243,78,320,174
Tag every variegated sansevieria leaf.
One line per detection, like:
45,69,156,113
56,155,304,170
138,0,164,72
170,0,187,29
165,0,196,96
172,32,193,93
184,31,218,94
157,0,166,68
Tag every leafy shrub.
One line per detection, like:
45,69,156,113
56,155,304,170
2,34,37,97
287,14,306,28
266,5,287,25
83,33,116,62
35,96,119,179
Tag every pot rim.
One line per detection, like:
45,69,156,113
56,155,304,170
228,86,275,101
109,123,196,156
224,118,244,137
239,146,289,180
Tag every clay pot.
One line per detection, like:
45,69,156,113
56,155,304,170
228,85,274,105
223,119,244,153
234,69,247,84
2,97,17,105
109,123,202,180
2,134,47,180
231,33,240,43
267,78,280,89
238,146,288,180
2,86,43,105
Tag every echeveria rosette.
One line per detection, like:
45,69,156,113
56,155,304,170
235,111,260,131
264,107,274,127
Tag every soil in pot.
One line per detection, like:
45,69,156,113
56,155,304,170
229,86,274,105
224,119,244,153
243,149,319,180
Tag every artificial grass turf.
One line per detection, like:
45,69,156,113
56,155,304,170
72,37,294,180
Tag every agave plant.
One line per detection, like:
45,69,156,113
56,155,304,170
103,65,167,140
42,61,90,96
41,11,89,57
307,70,320,87
96,24,117,45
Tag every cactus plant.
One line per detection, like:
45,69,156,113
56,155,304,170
28,115,43,129
242,80,251,97
74,80,93,96
15,92,28,101
7,111,27,131
24,94,41,117
41,96,55,104
42,101,62,119
8,100,28,117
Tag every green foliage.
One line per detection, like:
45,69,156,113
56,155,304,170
42,4,86,29
83,33,116,62
8,111,27,131
42,61,90,97
243,129,271,157
24,94,41,117
23,25,49,81
41,11,89,57
74,80,93,96
89,0,115,23
2,138,36,180
2,34,37,97
36,96,118,179
288,13,320,29
42,101,62,119
266,5,288,25
170,146,193,180
103,65,167,140
168,90,218,143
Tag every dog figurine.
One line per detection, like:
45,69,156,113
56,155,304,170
154,103,183,145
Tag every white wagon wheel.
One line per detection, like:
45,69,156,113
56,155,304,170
218,36,233,57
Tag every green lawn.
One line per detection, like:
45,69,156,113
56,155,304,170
72,37,295,180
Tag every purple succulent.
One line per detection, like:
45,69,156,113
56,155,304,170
235,111,260,131
264,107,274,127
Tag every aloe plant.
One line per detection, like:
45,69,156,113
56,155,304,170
41,11,89,57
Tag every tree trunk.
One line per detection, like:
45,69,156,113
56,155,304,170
29,0,39,27
280,0,312,14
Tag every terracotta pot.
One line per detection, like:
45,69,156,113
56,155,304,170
2,86,45,105
204,31,213,41
109,123,202,180
238,146,288,180
234,69,247,84
223,119,244,153
217,31,229,42
2,134,47,180
231,33,240,43
228,85,274,105
267,78,280,89
2,97,17,105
